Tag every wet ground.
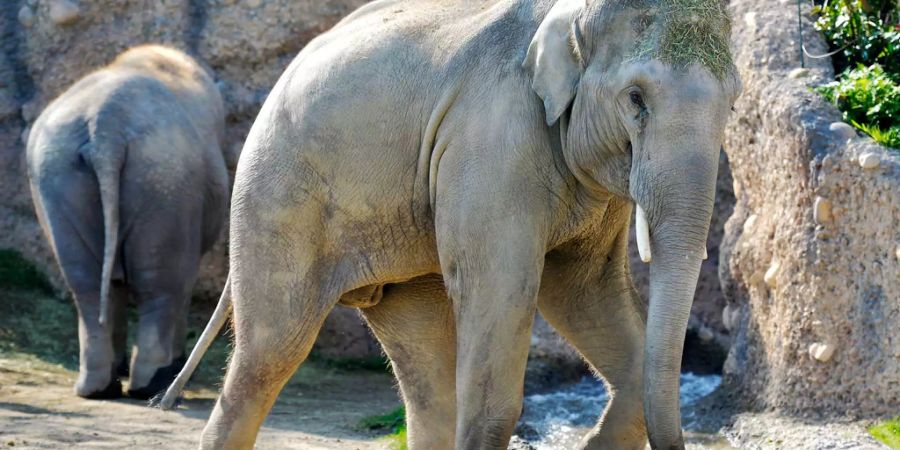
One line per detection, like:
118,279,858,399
516,373,737,450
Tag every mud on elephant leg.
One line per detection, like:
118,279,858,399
73,291,122,399
362,275,457,450
126,290,189,400
538,248,647,450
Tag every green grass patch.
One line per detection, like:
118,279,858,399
385,427,408,450
359,406,405,431
0,249,54,294
359,406,407,449
869,417,900,449
0,289,79,370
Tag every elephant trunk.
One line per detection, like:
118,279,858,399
633,149,718,450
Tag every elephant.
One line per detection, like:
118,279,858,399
161,0,740,448
26,45,229,400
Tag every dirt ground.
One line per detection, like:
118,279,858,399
0,286,402,450
0,354,401,449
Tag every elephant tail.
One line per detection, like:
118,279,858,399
156,275,232,410
83,130,125,328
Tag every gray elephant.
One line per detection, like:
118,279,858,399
26,45,228,400
162,0,740,448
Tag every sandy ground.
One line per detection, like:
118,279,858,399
0,355,401,449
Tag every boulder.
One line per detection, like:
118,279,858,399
720,0,899,417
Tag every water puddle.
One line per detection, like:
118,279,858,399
516,373,736,449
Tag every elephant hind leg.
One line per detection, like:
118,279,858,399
38,194,123,399
361,275,456,450
199,260,339,449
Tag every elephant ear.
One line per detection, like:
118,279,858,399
523,0,586,126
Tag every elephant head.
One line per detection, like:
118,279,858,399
525,0,740,448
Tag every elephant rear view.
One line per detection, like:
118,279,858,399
26,45,228,400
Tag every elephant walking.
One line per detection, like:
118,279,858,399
26,45,229,400
164,0,740,448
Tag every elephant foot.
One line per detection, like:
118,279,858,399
127,355,187,400
76,377,123,400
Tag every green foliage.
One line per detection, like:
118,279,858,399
816,64,900,148
359,407,408,450
869,417,900,449
813,0,900,74
632,0,734,79
0,249,54,294
386,427,408,450
852,120,900,148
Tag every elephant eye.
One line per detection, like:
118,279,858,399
629,91,646,110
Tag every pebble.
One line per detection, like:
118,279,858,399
858,152,880,169
809,343,835,362
21,100,39,122
828,122,856,140
788,68,809,79
245,0,262,8
743,214,758,234
698,326,715,342
764,261,780,288
49,0,80,26
723,304,736,331
813,197,832,224
744,12,757,29
18,6,34,27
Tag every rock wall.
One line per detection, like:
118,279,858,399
721,0,899,417
0,0,375,358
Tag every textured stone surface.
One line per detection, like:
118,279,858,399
721,0,899,417
0,0,372,358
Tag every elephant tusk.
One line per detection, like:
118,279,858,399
635,203,652,263
703,247,708,260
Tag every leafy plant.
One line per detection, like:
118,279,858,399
816,64,900,148
852,120,900,148
813,0,900,74
869,417,900,449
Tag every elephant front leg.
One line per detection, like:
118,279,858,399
538,235,647,450
437,214,547,450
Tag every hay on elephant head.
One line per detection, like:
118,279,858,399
632,0,734,79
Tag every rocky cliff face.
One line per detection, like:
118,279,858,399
0,0,375,357
722,0,899,417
